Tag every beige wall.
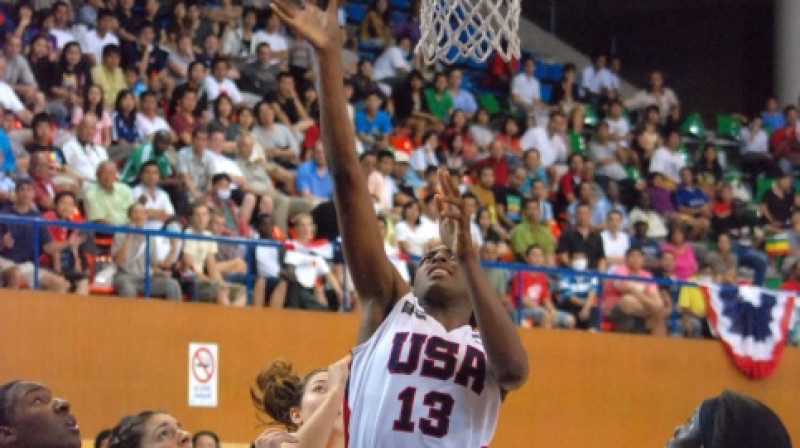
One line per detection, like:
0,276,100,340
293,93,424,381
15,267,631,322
2,291,798,447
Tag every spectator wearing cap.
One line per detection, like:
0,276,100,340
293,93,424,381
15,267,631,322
84,161,135,225
83,9,120,66
0,179,70,292
61,114,109,183
511,55,541,114
3,35,45,114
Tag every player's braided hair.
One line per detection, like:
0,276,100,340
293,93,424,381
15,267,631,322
108,410,162,448
251,359,325,432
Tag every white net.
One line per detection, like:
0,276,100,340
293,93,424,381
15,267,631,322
415,0,521,65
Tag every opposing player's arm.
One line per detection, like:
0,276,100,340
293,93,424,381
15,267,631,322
438,169,529,391
270,0,410,343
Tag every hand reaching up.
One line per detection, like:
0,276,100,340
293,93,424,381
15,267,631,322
270,0,342,51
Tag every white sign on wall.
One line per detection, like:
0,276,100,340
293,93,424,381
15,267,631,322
188,342,218,407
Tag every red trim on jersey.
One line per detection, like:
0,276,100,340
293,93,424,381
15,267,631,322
343,371,351,447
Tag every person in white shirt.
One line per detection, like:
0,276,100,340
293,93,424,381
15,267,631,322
649,130,686,186
625,70,680,124
447,67,478,116
395,200,438,256
135,91,171,139
252,100,300,165
511,55,541,113
252,12,289,66
519,110,568,168
580,52,614,98
131,161,175,230
740,115,776,189
203,57,244,105
605,100,631,148
61,114,109,182
51,1,77,51
409,131,440,175
373,35,412,93
82,9,120,66
600,209,630,269
0,57,33,125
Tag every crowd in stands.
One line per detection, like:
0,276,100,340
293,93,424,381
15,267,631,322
0,0,798,342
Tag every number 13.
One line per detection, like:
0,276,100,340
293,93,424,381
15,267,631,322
392,386,455,438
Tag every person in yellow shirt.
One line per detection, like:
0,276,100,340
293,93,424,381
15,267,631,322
91,45,126,110
678,262,713,338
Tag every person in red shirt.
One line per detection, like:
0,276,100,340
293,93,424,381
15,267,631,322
41,191,88,294
556,153,585,215
508,244,575,328
29,152,63,212
780,260,800,292
472,139,520,187
769,105,800,173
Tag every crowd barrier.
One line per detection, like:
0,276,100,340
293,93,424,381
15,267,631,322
0,214,703,332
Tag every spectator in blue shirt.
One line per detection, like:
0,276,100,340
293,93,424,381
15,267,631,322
0,180,70,292
558,249,600,330
0,125,16,173
446,68,478,116
355,91,392,151
296,141,333,201
674,167,711,240
630,218,662,270
110,89,142,162
761,97,786,131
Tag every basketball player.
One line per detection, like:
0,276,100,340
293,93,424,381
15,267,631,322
0,380,81,448
251,355,351,448
270,1,529,446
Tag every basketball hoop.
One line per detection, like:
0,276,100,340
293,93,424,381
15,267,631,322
415,0,521,65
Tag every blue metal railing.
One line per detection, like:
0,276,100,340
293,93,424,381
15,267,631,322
0,214,705,332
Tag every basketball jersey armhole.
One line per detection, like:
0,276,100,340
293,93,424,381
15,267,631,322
351,292,416,357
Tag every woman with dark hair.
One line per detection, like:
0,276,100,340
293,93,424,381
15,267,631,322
110,90,142,161
476,206,510,256
469,107,495,152
359,0,393,47
662,224,697,281
251,356,350,448
394,200,435,256
631,105,662,170
694,144,723,193
496,116,522,154
550,63,584,112
27,33,66,122
72,84,111,147
208,94,240,153
391,69,434,125
351,58,383,104
108,410,191,448
441,109,476,154
52,42,91,113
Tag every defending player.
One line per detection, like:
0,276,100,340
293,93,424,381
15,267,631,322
269,0,529,446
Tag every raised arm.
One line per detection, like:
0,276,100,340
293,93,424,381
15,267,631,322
270,0,410,343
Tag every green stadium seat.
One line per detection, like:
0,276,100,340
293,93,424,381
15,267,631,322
716,114,743,140
680,112,705,139
755,175,774,202
477,93,500,115
583,103,598,128
569,132,587,156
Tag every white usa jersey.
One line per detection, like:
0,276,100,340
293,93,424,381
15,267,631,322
345,294,502,448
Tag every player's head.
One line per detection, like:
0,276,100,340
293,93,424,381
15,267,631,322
412,245,470,312
108,410,190,448
0,380,80,448
251,360,343,434
666,391,790,448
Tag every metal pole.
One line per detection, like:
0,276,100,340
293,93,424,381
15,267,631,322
549,0,557,34
515,272,523,325
33,222,40,290
246,245,253,306
144,234,151,298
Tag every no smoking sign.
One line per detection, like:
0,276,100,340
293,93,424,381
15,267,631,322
188,343,218,407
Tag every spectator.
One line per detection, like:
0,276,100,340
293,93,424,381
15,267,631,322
51,1,77,50
470,108,495,152
511,55,541,114
373,35,412,92
252,100,300,167
267,72,315,136
395,200,437,256
509,245,575,329
3,35,44,114
624,70,679,123
0,180,69,291
220,7,259,59
531,178,555,223
424,72,453,123
90,44,126,112
181,202,244,305
474,139,520,188
52,42,91,114
0,56,33,125
520,110,568,170
469,164,497,212
497,116,523,155
253,10,290,67
629,217,661,269
83,9,120,66
208,211,249,279
446,68,478,116
557,203,606,270
601,210,630,269
649,130,685,188
40,191,89,294
707,233,738,285
116,0,141,45
131,161,175,230
253,213,283,307
85,161,135,225
662,225,697,281
29,152,61,212
61,114,109,183
476,206,510,256
694,145,723,191
195,33,221,67
355,91,392,150
110,90,142,161
239,43,280,102
171,88,204,149
604,247,669,336
740,115,776,188
169,61,209,119
510,198,555,264
631,105,662,167
605,99,632,149
125,22,171,93
204,57,244,106
207,173,257,238
135,90,171,139
392,70,434,125
409,131,440,176
555,153,585,216
558,249,600,330
111,203,182,300
121,130,174,185
296,141,332,202
566,182,608,230
168,33,197,85
590,121,628,182
359,0,393,47
761,97,785,131
551,63,584,123
674,167,711,240
480,240,513,316
351,58,383,104
72,84,112,148
677,262,713,338
494,166,527,228
760,172,794,234
580,52,614,101
769,105,800,173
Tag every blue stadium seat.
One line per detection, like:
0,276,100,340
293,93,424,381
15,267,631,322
358,41,384,55
358,52,376,63
548,63,564,82
540,84,553,103
345,4,367,23
535,60,548,80
389,0,411,11
464,58,489,71
391,11,409,24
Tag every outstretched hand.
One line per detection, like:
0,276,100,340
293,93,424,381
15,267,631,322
270,0,341,51
436,168,474,257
